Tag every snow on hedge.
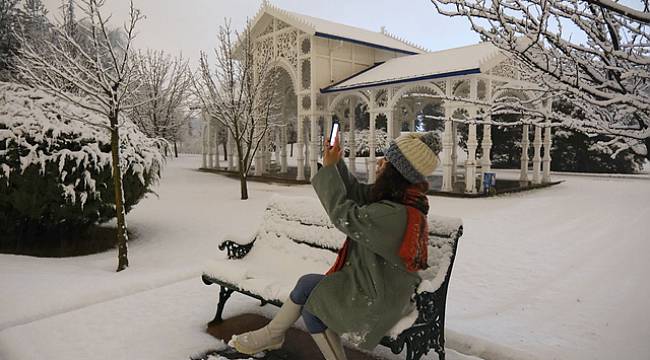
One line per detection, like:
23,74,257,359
0,83,163,206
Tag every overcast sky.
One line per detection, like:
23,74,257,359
40,0,481,66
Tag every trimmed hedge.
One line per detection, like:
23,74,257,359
0,84,163,251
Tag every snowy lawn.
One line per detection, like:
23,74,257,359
1,154,648,360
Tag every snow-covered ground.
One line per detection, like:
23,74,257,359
1,154,649,360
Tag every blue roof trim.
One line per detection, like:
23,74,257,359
322,61,385,91
314,32,420,55
321,68,482,94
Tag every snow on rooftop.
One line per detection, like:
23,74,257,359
256,4,426,55
322,42,503,93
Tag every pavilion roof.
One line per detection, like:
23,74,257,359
251,3,426,55
321,42,504,93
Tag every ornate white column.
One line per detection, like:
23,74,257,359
386,110,395,140
520,123,530,183
309,114,318,180
368,109,377,184
280,126,288,173
304,119,310,171
478,121,492,193
254,140,263,176
214,129,220,169
441,103,453,192
542,124,552,182
532,124,542,184
444,80,458,186
480,78,493,180
227,130,234,171
465,113,478,194
207,119,214,169
451,121,458,185
464,79,479,193
258,134,264,174
263,132,271,173
481,122,493,172
348,99,357,174
296,113,305,180
201,122,207,169
274,129,280,169
394,109,402,137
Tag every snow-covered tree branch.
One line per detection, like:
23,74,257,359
430,0,650,158
14,0,146,272
193,20,281,200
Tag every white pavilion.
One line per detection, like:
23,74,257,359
201,3,554,194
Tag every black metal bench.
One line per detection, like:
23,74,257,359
202,195,462,360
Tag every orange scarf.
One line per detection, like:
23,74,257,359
326,183,429,275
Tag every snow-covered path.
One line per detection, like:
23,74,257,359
1,155,648,360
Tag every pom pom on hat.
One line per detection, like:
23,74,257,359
384,132,441,184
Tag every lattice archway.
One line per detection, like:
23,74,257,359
386,82,445,111
266,58,299,96
327,91,371,114
491,87,534,106
388,83,446,133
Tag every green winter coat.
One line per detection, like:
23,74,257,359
304,160,422,350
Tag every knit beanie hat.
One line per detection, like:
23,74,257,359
383,132,441,184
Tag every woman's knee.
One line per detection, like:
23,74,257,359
289,273,325,305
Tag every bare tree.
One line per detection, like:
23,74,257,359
430,0,650,159
193,20,279,200
15,0,144,272
128,50,192,157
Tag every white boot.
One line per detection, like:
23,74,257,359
231,299,302,355
311,329,348,360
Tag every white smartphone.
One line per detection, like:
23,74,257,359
329,121,340,148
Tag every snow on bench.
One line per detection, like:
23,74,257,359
202,194,463,360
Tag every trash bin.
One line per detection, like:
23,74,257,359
483,172,496,194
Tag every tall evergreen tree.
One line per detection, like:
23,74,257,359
21,0,49,41
0,0,22,80
60,0,76,38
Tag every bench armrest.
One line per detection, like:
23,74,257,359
379,286,449,357
218,234,257,259
413,285,448,325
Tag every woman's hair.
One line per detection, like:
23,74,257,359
369,161,413,203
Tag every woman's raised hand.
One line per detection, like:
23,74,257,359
323,133,343,167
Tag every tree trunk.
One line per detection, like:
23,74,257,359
239,156,248,200
223,142,228,161
110,118,129,272
239,171,248,200
237,145,248,199
174,140,178,158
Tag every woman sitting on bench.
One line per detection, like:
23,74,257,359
231,132,441,360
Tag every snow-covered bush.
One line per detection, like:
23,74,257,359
0,84,163,246
342,129,389,157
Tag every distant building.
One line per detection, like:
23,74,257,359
202,3,552,194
